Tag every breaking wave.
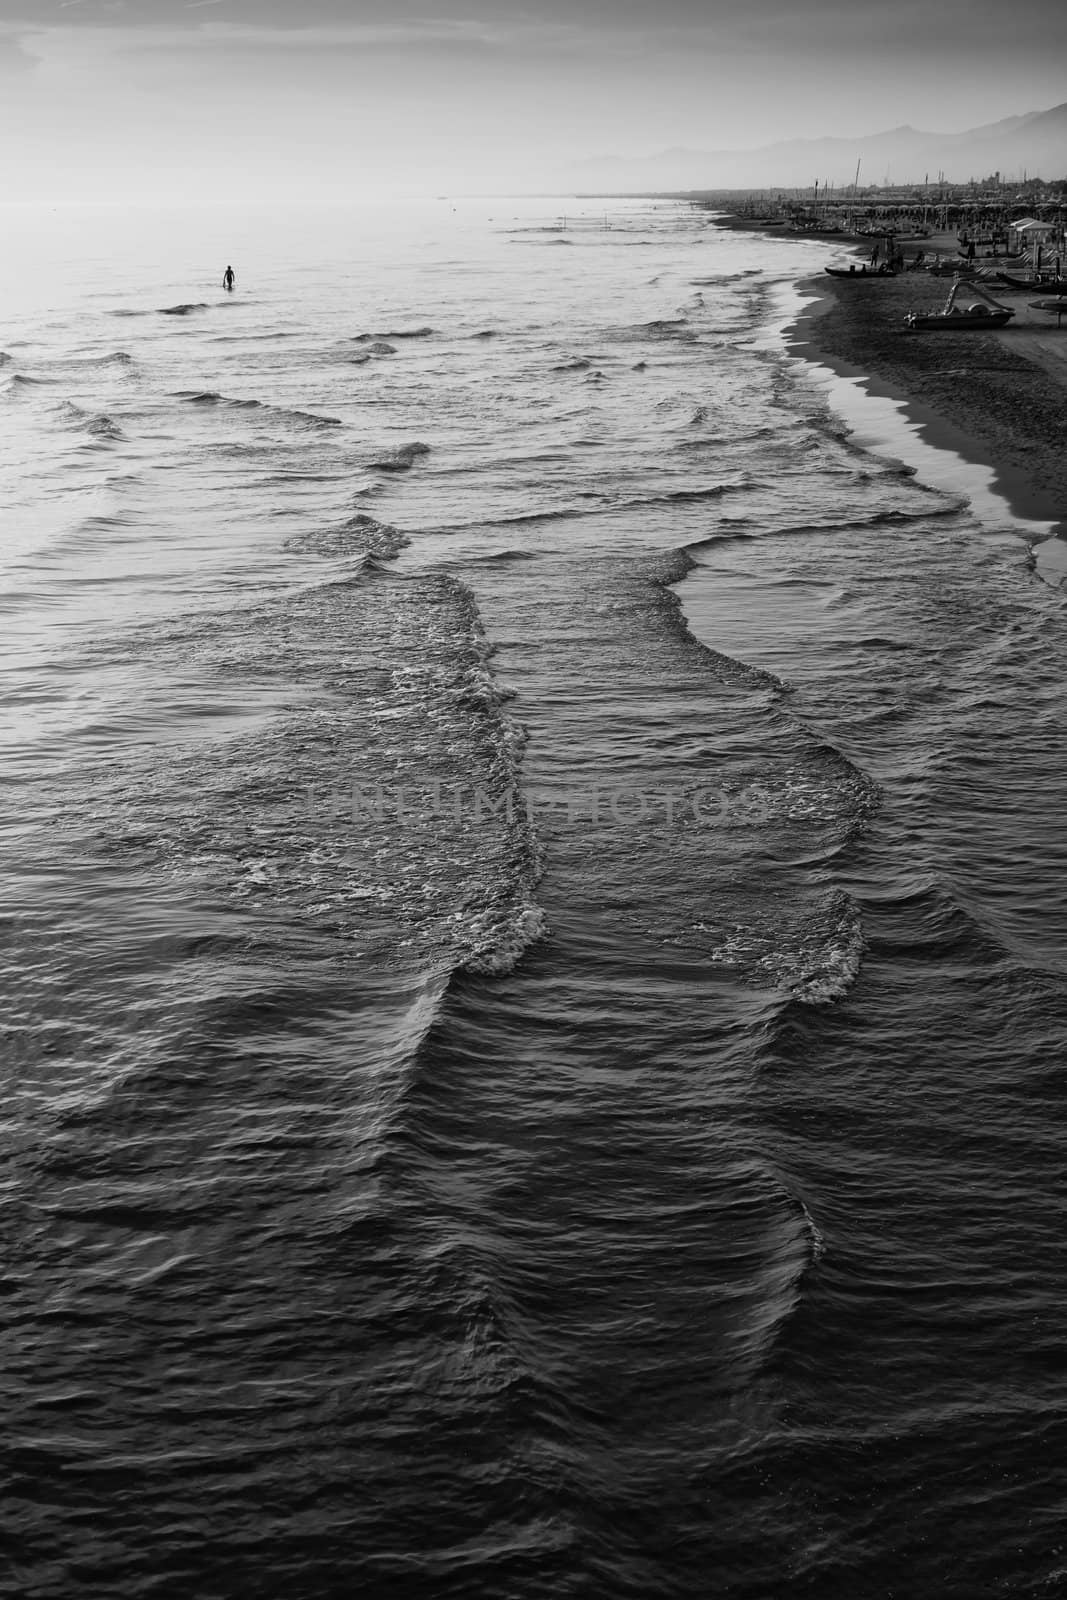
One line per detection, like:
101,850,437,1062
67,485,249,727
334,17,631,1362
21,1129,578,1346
286,513,412,562
173,391,342,428
86,414,125,440
351,327,434,341
368,442,431,472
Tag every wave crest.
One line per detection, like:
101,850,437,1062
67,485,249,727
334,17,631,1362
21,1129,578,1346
287,513,411,562
351,327,434,341
368,442,431,472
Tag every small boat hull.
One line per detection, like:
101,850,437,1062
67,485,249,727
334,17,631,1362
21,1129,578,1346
905,310,1014,330
998,274,1067,293
824,266,896,279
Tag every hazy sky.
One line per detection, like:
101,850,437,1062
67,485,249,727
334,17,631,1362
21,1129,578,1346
2,0,1065,201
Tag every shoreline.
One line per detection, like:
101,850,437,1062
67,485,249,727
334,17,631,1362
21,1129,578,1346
783,279,1067,540
707,210,1067,541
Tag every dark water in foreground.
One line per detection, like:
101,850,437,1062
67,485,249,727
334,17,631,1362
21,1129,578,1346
4,199,1067,1598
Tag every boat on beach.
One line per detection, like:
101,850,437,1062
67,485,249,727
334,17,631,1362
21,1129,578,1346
905,278,1016,331
924,257,971,276
997,272,1067,293
825,263,897,278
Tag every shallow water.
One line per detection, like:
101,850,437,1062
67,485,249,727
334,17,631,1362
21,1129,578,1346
4,197,1067,1599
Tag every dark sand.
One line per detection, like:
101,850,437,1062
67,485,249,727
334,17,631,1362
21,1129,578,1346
786,273,1067,535
707,213,1067,535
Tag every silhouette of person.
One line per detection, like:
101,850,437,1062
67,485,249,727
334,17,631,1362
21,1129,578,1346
223,265,235,291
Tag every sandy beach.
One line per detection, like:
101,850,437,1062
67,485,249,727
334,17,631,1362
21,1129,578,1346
708,214,1067,535
783,248,1067,536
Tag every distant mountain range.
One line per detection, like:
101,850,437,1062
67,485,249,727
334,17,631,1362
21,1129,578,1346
561,102,1067,193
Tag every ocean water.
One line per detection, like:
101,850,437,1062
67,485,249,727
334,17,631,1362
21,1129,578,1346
4,196,1067,1599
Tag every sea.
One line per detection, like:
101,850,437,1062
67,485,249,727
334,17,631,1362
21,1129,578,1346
4,196,1067,1600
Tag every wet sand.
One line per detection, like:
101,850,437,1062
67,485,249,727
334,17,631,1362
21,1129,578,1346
784,266,1067,537
702,210,1067,534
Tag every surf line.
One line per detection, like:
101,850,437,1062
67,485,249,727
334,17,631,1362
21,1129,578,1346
767,277,1062,579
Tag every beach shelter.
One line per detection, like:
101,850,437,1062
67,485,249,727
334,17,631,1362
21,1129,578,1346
1010,217,1057,244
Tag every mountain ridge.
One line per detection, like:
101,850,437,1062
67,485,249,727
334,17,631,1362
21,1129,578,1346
561,102,1067,191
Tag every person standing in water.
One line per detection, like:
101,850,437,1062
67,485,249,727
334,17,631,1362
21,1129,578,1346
223,265,235,291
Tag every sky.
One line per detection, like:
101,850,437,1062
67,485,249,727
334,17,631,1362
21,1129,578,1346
1,0,1065,203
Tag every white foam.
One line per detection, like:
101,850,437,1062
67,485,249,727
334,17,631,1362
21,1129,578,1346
763,278,1057,562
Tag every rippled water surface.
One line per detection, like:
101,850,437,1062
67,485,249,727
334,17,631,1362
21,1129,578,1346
5,198,1067,1599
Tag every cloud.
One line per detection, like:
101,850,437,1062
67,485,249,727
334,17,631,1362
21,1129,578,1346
8,0,1066,61
0,0,499,24
122,18,507,55
0,28,38,71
